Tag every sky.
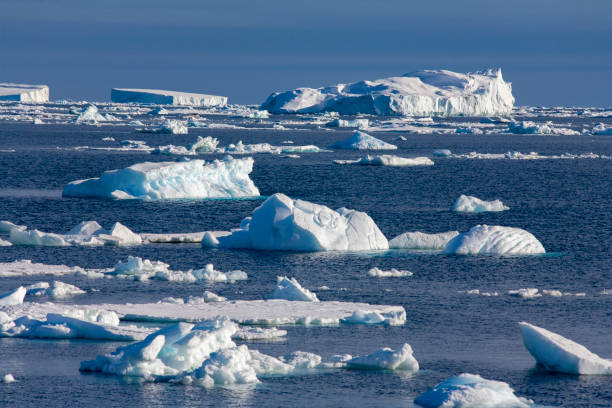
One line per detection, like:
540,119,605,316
1,0,610,106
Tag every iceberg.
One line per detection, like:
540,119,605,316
2,374,15,383
74,105,106,124
414,373,532,408
138,119,188,135
508,121,552,135
334,155,433,167
519,322,612,375
0,83,49,102
329,131,397,150
325,118,369,129
367,267,413,278
443,225,545,255
111,88,228,107
261,69,514,117
214,193,389,251
270,277,319,302
451,195,510,213
433,149,452,157
62,156,260,200
0,286,26,306
346,343,419,371
389,231,460,250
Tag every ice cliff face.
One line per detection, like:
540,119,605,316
0,83,49,102
261,69,514,117
111,88,227,107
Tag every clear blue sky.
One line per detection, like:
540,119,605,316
1,0,610,106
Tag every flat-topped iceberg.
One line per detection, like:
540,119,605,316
443,225,545,255
211,193,388,251
334,155,433,167
111,88,227,107
270,277,319,302
261,69,514,116
389,231,459,250
519,322,612,375
414,373,532,408
62,157,260,200
451,195,510,213
0,83,49,102
329,131,397,150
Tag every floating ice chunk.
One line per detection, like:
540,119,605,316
0,286,26,306
0,221,26,233
414,373,532,408
508,288,541,298
191,264,248,283
138,119,188,134
110,256,171,280
433,149,452,157
508,121,552,134
443,225,545,255
147,107,169,115
111,88,227,107
2,374,15,383
216,193,388,251
0,238,11,246
0,83,49,102
455,126,484,134
63,156,259,200
249,110,270,119
9,228,68,246
195,291,227,303
26,281,85,298
128,120,145,126
451,195,510,213
232,327,287,341
592,123,612,135
341,310,405,326
367,267,413,278
270,277,319,302
74,105,106,124
9,221,141,247
519,322,612,375
389,231,459,250
62,309,120,326
105,222,143,245
347,344,419,371
334,155,433,166
325,119,369,129
188,136,219,153
329,131,397,150
262,69,514,116
462,289,499,296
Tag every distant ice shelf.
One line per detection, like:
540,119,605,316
0,83,49,103
111,88,227,107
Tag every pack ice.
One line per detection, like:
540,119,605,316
210,193,389,251
519,322,612,375
111,88,227,107
451,195,509,213
62,157,260,200
443,225,545,255
0,83,49,102
329,131,397,150
261,69,514,116
414,373,532,408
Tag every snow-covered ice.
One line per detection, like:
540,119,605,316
519,322,612,375
270,277,319,302
0,286,26,306
9,221,142,246
213,193,389,251
367,267,413,278
261,69,514,116
25,281,85,298
508,121,552,134
443,225,545,255
0,83,49,102
329,131,397,150
451,195,510,213
0,260,85,277
414,373,532,408
334,155,433,167
63,157,260,200
346,343,419,371
233,326,287,341
111,88,228,107
389,231,460,250
74,105,106,124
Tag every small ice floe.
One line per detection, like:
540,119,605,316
433,149,452,157
152,136,219,156
325,118,369,129
334,155,433,167
367,267,413,278
2,374,16,383
232,326,287,341
329,130,397,150
508,121,552,134
443,225,545,256
270,277,319,302
343,343,419,371
138,119,188,134
25,281,85,298
455,126,484,134
0,286,26,306
0,260,85,278
519,322,612,375
461,289,499,297
389,231,459,250
74,105,106,124
508,288,586,298
414,373,532,408
451,195,509,213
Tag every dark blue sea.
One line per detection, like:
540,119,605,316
0,114,611,407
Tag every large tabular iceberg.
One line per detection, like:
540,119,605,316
62,157,260,200
111,88,227,107
211,193,389,251
443,225,545,255
519,322,612,375
261,69,514,116
451,195,510,213
414,373,532,408
329,131,397,150
0,83,49,102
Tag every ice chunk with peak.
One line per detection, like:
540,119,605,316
519,322,612,375
508,121,552,135
2,374,16,383
451,195,510,213
215,193,388,251
0,286,26,306
74,105,106,124
414,373,532,408
9,221,141,246
389,231,459,250
443,225,545,255
270,277,319,302
26,281,85,298
0,83,49,102
329,131,397,150
63,157,260,200
111,88,227,107
347,343,419,371
262,69,514,116
367,267,413,278
138,119,188,134
334,155,433,166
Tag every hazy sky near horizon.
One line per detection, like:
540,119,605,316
1,0,610,106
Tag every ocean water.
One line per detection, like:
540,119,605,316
0,115,611,407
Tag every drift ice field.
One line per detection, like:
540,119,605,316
0,69,611,408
